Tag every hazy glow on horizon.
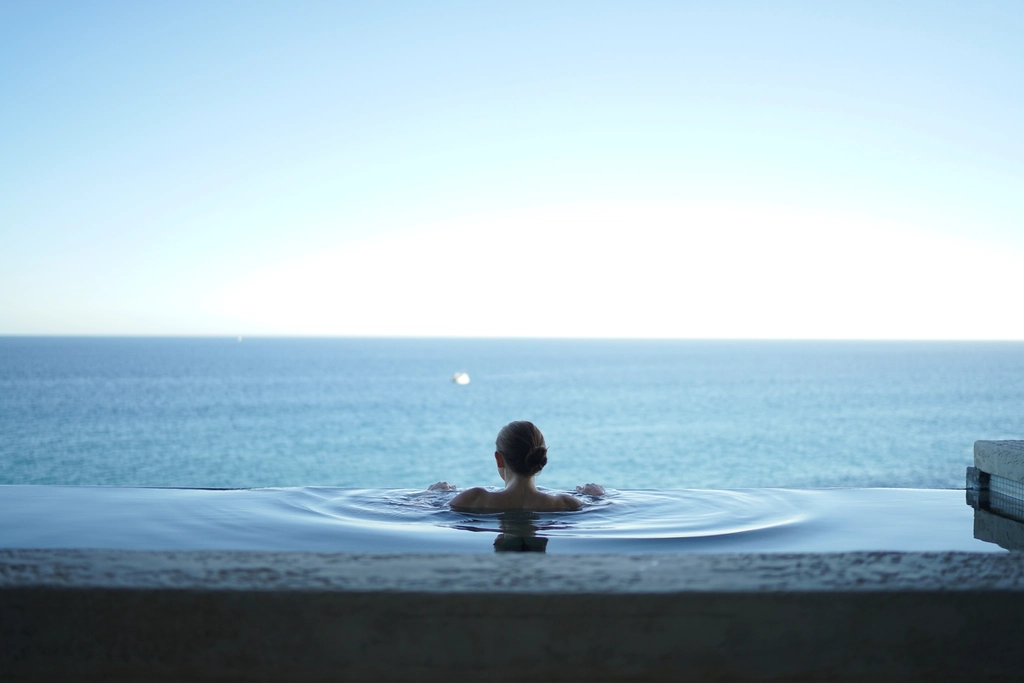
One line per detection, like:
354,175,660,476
2,2,1022,339
209,202,1022,339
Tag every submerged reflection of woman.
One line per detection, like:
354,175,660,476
493,511,549,552
431,420,604,511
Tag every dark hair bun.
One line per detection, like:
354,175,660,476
495,421,548,478
524,445,548,475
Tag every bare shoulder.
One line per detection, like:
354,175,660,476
449,487,488,509
557,493,582,511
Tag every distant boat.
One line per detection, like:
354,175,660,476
452,372,470,385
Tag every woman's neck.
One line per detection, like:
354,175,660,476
503,473,539,493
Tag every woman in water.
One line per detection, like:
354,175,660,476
431,420,604,511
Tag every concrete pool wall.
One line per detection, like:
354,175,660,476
4,440,1024,682
4,549,1024,682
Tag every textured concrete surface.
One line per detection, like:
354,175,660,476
2,548,1024,592
4,549,1024,682
975,440,1024,482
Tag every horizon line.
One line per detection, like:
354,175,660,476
1,334,1022,343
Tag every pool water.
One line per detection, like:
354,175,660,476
0,485,1000,554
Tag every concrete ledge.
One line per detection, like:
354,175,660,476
975,440,1024,483
4,549,1024,681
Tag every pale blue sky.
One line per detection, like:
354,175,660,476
2,1,1022,338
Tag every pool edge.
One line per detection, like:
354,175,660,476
3,549,1024,681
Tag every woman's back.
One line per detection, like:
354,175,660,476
436,420,602,512
449,486,581,511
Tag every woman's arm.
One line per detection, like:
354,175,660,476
558,493,583,511
449,487,486,508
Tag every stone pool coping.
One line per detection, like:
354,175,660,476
975,439,1024,482
4,549,1024,681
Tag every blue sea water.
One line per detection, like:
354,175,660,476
1,337,1022,491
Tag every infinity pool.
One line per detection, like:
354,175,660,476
0,485,1001,554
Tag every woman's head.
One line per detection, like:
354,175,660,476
495,420,548,478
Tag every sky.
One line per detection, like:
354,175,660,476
1,1,1022,339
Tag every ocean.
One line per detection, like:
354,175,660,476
1,337,1022,491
